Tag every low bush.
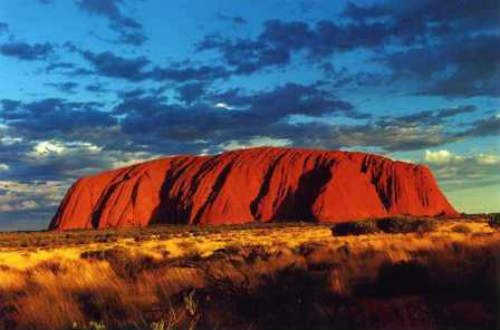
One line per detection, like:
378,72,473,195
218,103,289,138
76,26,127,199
487,213,500,229
331,217,438,236
451,224,471,234
365,261,431,296
376,217,436,234
244,245,273,263
331,220,379,236
293,242,323,256
81,247,158,279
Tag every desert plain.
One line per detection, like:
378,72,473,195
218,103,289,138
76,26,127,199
0,215,498,330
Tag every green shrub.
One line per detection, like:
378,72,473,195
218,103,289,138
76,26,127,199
331,220,379,236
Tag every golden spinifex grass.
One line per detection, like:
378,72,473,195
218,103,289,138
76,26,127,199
0,217,498,330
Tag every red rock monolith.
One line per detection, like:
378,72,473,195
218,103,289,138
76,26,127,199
49,147,458,230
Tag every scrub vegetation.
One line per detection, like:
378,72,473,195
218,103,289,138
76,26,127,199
0,216,498,330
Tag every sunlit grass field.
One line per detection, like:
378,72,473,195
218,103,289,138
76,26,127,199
0,216,498,330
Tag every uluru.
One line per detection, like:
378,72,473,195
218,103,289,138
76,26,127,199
49,147,457,230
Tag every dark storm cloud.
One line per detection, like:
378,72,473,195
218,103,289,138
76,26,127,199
81,50,150,81
176,82,206,105
261,105,484,152
113,89,247,144
198,11,441,74
343,0,500,97
320,65,395,88
342,2,390,21
0,22,8,33
216,13,247,25
379,105,478,126
85,83,109,93
197,19,394,73
0,98,117,138
0,137,29,168
343,0,499,34
401,0,499,33
76,0,147,46
198,36,288,74
10,149,125,181
437,105,478,118
38,0,496,94
384,35,500,97
276,121,457,152
113,82,366,149
117,31,147,46
456,115,500,138
0,42,54,61
0,99,22,112
45,82,79,94
149,64,232,82
76,49,232,83
76,0,140,29
261,19,392,53
339,125,453,151
109,82,487,154
46,62,76,73
210,82,358,119
196,0,499,97
117,88,147,99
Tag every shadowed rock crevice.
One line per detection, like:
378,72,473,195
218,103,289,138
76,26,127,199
193,162,234,224
250,153,286,220
273,165,333,222
150,157,202,225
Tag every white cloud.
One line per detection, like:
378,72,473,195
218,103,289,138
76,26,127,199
31,140,67,156
0,200,39,212
0,136,23,145
424,150,499,167
214,102,233,110
0,180,67,212
19,200,40,210
423,149,464,164
422,150,500,190
110,151,160,168
0,180,65,198
29,140,102,158
218,136,292,151
198,148,211,156
0,163,9,171
476,153,500,165
70,141,102,153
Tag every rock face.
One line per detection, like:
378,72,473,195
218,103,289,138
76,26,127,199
49,147,458,230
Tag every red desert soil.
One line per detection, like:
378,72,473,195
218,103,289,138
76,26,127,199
49,147,457,230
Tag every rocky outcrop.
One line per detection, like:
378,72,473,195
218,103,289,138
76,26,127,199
49,147,457,230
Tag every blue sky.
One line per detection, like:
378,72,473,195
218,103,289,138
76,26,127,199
0,0,499,230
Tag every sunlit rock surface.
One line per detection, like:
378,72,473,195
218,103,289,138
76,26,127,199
49,147,457,230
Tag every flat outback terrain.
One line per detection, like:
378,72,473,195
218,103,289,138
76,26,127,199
0,215,498,330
